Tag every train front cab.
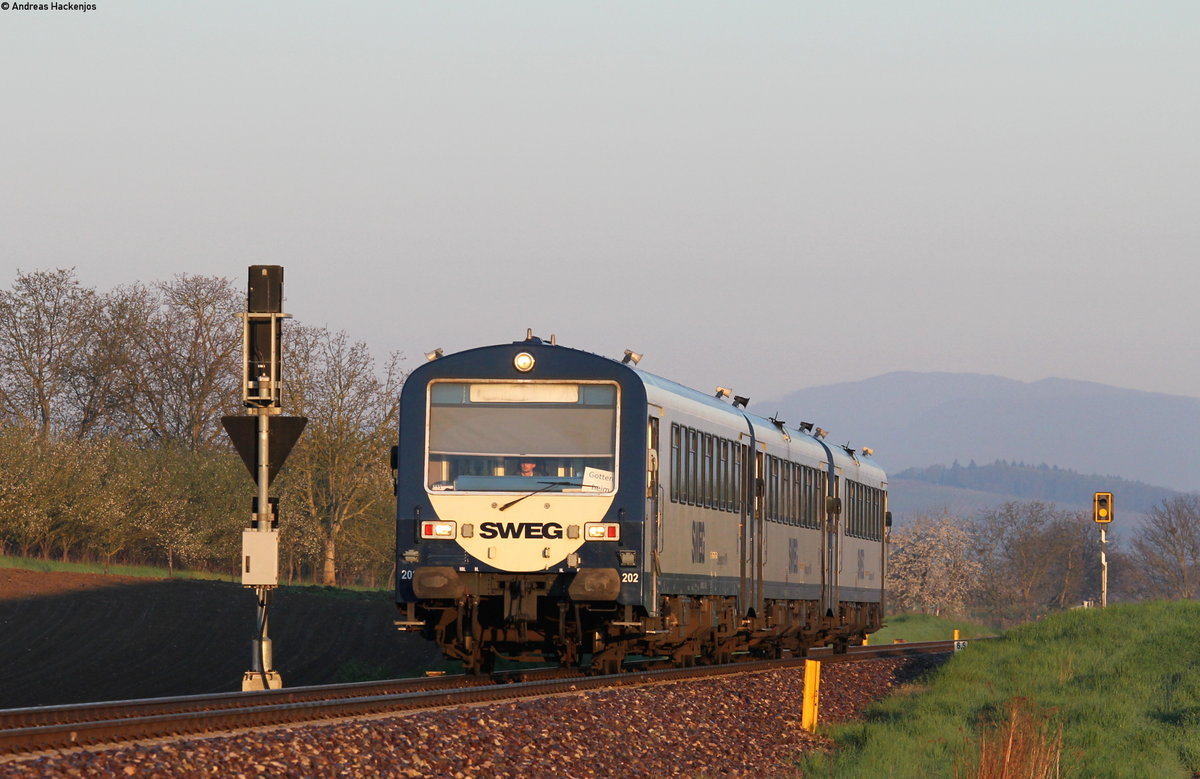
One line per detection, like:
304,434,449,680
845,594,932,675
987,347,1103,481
394,340,652,673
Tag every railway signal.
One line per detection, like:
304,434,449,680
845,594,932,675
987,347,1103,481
1093,491,1113,608
222,265,307,691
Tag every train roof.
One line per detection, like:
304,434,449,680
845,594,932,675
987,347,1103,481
410,338,885,480
632,365,884,477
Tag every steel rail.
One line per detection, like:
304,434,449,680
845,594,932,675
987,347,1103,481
0,640,958,756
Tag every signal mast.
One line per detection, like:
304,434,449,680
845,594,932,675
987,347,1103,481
222,266,307,690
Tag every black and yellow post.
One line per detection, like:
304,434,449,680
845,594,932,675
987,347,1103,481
1093,492,1113,608
222,266,307,691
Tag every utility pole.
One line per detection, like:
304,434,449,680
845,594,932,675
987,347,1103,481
1093,492,1113,608
222,266,307,691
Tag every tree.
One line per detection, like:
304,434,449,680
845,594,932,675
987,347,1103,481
118,274,241,449
60,285,151,440
0,426,60,557
971,502,1100,624
278,326,402,586
886,512,980,616
0,269,99,438
1129,495,1200,600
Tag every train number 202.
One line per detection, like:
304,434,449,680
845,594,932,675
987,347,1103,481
621,572,639,583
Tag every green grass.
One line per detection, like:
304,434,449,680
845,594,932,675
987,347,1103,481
0,555,390,592
799,601,1200,778
0,554,238,581
869,613,996,645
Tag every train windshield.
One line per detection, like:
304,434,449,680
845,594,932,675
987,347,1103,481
426,382,618,493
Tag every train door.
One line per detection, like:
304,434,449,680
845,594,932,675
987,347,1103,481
753,448,765,616
646,414,661,617
824,472,842,616
736,436,753,616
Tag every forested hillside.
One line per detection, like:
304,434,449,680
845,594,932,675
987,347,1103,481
894,460,1183,514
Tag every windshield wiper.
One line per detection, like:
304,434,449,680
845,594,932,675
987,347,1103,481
499,481,574,511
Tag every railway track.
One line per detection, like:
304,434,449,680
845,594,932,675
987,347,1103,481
0,640,958,756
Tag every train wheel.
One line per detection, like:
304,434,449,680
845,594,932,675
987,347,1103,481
465,649,495,675
557,640,581,669
672,650,696,668
590,647,624,675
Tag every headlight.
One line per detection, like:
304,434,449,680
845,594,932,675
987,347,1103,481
513,352,536,372
584,523,620,541
420,521,457,539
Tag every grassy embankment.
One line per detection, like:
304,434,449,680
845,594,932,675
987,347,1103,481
0,554,391,594
0,554,238,581
869,613,994,645
799,601,1200,778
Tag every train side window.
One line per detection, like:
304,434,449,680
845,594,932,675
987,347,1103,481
687,428,699,506
778,460,788,524
814,471,826,529
773,458,782,522
850,482,862,537
719,439,730,512
793,463,803,526
779,459,789,524
670,423,681,503
844,482,852,535
732,443,743,510
851,483,858,537
786,461,797,525
763,456,772,521
844,482,884,540
685,427,693,503
800,467,809,527
702,433,713,508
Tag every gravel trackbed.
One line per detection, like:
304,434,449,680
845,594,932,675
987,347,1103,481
1,655,945,778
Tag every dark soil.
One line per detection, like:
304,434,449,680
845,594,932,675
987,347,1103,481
0,568,441,709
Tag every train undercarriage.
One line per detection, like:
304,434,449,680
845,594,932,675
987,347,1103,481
398,573,882,675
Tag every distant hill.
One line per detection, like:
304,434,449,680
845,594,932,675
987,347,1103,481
757,372,1200,493
896,460,1178,511
888,460,1182,530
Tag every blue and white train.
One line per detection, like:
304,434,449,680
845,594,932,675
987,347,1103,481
394,333,889,673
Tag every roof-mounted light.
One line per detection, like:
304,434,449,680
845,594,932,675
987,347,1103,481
513,352,535,372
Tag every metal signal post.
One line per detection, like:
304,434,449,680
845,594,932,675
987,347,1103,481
223,266,307,691
1093,492,1113,608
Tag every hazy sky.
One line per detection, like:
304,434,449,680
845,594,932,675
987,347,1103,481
2,2,1197,402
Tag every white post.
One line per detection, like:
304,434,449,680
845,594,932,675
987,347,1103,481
1100,525,1108,609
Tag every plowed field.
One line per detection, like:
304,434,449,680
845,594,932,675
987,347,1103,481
0,568,440,709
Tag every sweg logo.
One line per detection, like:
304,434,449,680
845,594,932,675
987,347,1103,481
479,521,564,540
